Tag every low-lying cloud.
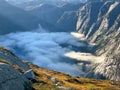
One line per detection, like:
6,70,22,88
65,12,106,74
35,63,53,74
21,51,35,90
0,30,90,76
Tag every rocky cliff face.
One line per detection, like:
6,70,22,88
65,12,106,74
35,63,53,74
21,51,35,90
77,1,120,55
76,0,120,81
0,47,32,90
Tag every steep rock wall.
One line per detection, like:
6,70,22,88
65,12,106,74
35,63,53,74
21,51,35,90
76,1,120,80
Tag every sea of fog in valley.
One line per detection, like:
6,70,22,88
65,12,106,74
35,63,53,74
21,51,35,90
0,26,97,77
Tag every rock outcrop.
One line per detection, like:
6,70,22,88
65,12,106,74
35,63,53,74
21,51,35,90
0,63,29,90
0,46,32,90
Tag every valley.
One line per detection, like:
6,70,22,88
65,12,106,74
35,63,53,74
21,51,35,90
0,0,119,90
1,0,120,81
0,31,94,77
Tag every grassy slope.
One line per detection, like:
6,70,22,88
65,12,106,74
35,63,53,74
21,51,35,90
0,57,120,90
25,61,120,90
0,46,119,90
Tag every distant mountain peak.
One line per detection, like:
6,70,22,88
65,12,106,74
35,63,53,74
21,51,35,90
6,0,87,5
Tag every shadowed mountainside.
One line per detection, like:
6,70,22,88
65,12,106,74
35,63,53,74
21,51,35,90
0,0,41,34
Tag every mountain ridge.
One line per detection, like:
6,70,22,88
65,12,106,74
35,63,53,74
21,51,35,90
0,0,40,34
0,0,70,34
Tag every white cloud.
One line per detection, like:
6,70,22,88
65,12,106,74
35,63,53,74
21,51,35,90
0,30,89,76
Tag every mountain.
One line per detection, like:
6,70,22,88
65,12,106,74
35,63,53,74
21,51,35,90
6,0,84,32
0,0,120,89
1,0,120,83
0,0,39,34
6,0,85,11
88,0,120,2
7,0,87,6
0,0,65,34
76,0,120,80
29,3,83,32
0,46,120,90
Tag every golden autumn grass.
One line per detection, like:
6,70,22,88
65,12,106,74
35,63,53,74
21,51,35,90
25,61,120,90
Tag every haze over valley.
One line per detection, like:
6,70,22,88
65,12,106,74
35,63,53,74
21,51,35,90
0,31,93,76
